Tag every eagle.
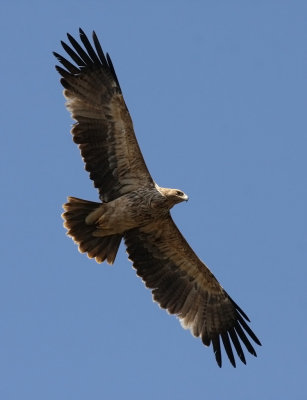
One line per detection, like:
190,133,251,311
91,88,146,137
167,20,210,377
54,28,261,367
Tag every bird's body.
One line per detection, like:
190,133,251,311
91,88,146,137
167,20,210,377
85,186,187,237
54,29,261,367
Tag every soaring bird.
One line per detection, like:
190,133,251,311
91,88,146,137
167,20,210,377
54,29,261,367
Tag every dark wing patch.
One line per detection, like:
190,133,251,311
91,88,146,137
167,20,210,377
124,217,261,367
54,29,154,202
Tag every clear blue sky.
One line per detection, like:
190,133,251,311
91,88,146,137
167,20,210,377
1,1,306,399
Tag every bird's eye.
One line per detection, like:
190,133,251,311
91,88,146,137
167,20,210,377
176,190,183,196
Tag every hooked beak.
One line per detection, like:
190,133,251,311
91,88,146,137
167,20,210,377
183,194,189,202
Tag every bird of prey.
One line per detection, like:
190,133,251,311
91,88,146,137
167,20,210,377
54,28,261,367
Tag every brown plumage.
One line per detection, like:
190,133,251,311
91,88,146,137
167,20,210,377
54,28,261,367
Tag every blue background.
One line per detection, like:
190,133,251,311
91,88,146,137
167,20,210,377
1,1,306,399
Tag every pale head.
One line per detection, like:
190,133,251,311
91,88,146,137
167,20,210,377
158,187,189,208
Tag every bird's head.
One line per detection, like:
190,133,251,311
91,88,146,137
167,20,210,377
160,187,189,207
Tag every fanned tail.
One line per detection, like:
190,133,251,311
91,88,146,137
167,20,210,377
62,196,122,264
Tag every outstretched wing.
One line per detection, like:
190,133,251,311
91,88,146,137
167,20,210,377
54,29,154,202
124,216,261,367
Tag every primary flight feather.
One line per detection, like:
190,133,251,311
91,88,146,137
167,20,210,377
54,28,261,367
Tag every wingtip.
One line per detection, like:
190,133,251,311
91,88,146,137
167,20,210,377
228,294,251,322
92,30,98,42
251,349,257,357
254,335,262,346
214,350,222,368
60,40,67,50
53,51,60,61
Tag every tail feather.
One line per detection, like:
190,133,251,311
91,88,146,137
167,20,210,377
62,196,122,264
